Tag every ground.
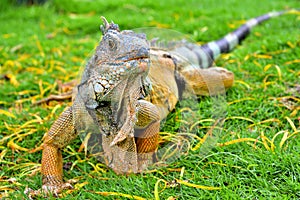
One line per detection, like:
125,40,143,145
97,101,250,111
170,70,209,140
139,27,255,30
0,0,299,199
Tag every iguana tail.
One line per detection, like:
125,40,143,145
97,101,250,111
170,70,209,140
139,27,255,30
185,9,297,68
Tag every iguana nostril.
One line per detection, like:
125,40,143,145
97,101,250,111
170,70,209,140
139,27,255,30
137,47,150,58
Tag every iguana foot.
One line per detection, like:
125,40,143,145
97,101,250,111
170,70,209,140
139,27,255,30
25,182,73,199
41,182,73,196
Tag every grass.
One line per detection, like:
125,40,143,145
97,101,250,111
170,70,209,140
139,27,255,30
0,0,299,199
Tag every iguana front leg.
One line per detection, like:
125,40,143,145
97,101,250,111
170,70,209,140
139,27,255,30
135,100,161,170
40,107,77,195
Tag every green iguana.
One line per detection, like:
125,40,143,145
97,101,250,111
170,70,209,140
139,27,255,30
26,10,296,197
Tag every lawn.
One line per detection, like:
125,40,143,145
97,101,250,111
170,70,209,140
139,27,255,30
0,0,299,199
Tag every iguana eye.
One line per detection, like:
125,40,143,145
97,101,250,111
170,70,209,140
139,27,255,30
108,39,117,51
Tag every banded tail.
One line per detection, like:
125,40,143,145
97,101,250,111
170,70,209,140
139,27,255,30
184,10,296,68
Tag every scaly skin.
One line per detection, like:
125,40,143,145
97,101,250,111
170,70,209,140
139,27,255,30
27,9,294,197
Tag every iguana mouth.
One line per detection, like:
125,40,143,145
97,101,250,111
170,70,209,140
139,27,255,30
116,47,150,62
107,57,149,64
106,57,150,73
125,56,148,61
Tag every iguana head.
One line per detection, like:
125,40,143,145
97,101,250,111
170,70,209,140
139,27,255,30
97,17,150,63
87,17,150,101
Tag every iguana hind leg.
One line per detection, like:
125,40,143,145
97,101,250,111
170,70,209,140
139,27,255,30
181,66,234,96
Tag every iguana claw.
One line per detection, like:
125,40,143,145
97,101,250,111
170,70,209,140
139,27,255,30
25,182,73,199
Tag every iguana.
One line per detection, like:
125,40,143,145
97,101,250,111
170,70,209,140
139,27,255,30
26,10,296,197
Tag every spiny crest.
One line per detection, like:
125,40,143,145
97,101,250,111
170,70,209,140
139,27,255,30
100,16,120,34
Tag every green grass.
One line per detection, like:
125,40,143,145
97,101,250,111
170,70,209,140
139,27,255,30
0,0,299,199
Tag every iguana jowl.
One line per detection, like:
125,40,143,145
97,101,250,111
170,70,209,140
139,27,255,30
30,10,294,195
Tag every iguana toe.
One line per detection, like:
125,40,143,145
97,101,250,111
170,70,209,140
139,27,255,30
42,182,73,196
25,183,73,199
